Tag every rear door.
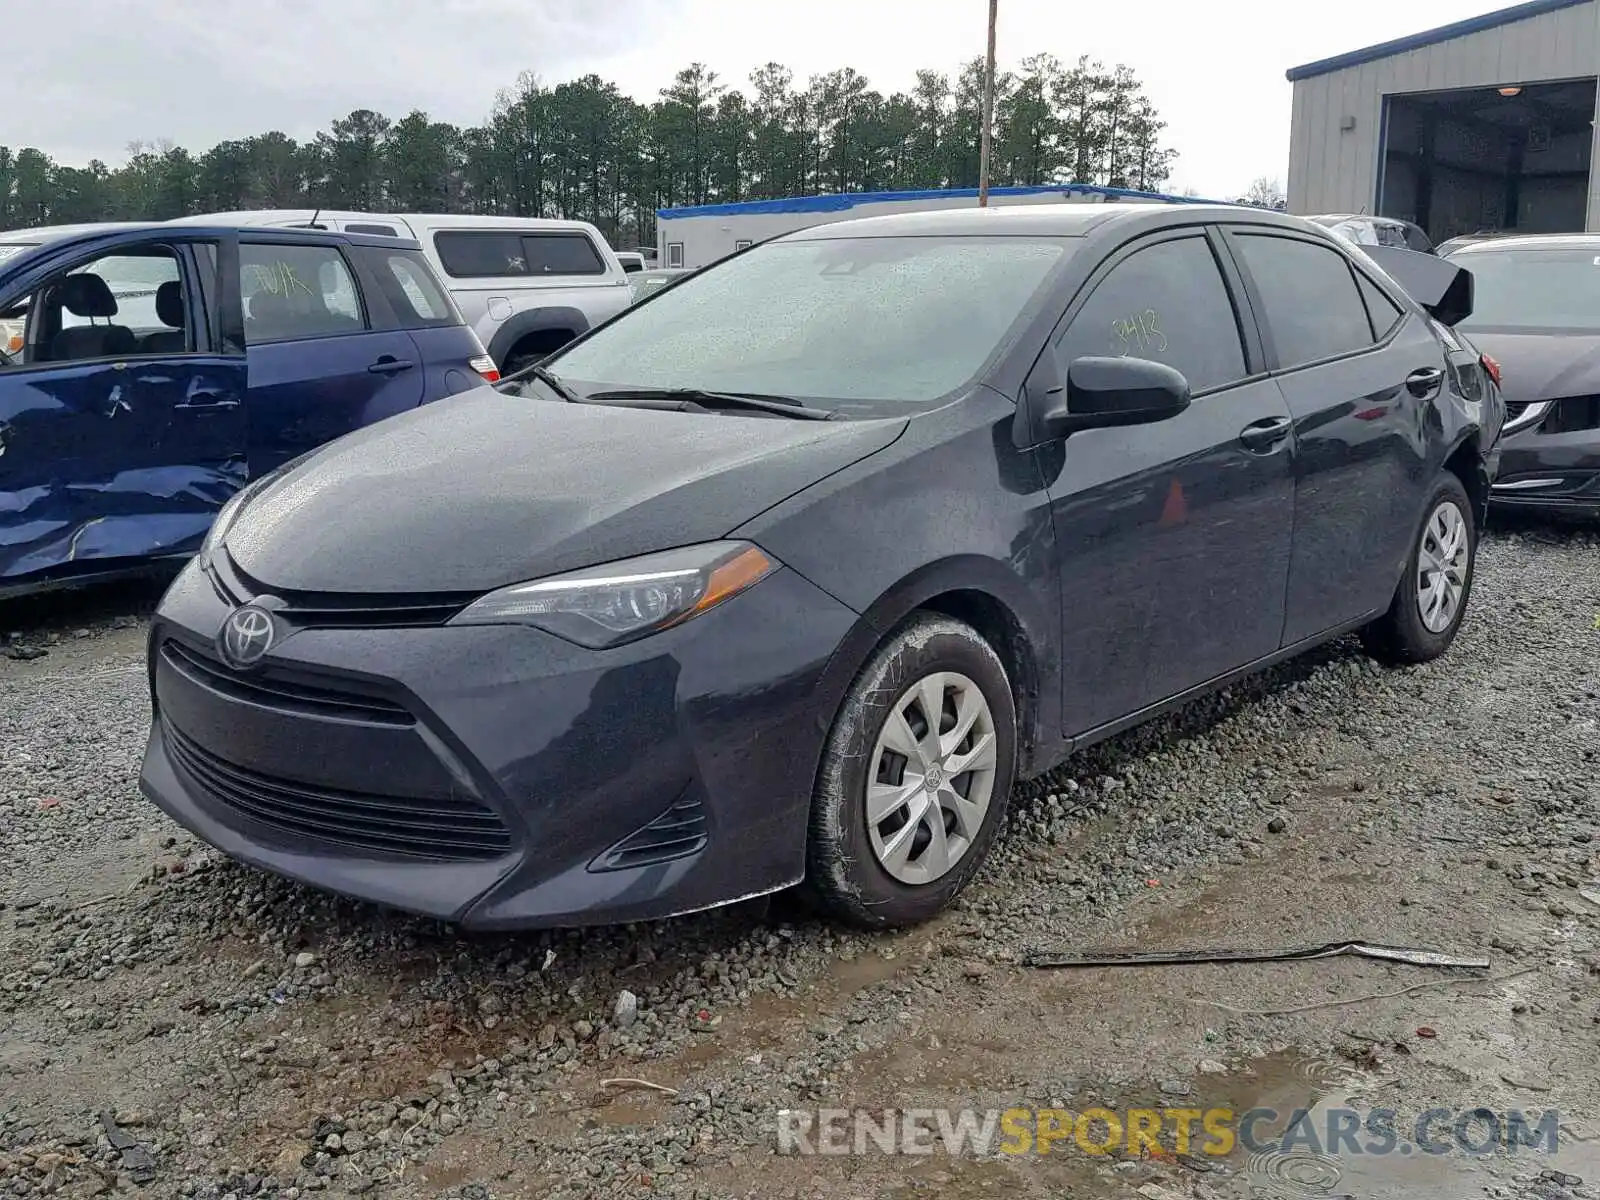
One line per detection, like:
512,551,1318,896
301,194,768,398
1040,227,1297,736
1221,226,1445,643
346,243,493,396
0,233,246,588
238,236,425,476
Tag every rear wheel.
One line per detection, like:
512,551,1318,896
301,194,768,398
1361,473,1476,664
802,614,1017,929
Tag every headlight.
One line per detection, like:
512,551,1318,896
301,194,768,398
448,541,778,648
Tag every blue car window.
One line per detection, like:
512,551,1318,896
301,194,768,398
240,243,367,345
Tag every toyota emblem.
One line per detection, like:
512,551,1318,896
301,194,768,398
219,604,277,668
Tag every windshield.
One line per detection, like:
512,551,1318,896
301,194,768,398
546,235,1075,411
1457,248,1600,330
0,244,34,264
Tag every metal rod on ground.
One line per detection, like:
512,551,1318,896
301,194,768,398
978,0,998,207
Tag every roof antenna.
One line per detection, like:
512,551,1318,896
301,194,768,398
308,205,323,230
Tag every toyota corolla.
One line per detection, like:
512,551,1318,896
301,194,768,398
138,204,1500,931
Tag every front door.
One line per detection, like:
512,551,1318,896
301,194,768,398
0,236,246,588
1037,228,1297,737
236,237,425,476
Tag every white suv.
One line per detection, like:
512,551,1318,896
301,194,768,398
171,210,634,374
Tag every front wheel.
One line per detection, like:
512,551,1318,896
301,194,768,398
1361,473,1477,665
802,614,1017,929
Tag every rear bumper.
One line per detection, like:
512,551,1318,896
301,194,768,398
138,557,858,930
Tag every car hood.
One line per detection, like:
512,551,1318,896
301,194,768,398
1462,328,1600,406
223,387,906,594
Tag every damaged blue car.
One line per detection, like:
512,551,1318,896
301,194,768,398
0,222,499,598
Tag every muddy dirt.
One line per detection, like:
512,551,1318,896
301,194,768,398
1,526,1597,1199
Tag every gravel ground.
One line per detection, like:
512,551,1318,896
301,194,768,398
1,522,1597,1200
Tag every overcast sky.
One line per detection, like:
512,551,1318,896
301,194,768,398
21,0,1504,197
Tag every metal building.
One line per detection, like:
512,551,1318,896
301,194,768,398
654,183,1228,271
1286,0,1600,240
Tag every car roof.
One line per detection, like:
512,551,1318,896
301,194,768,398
0,221,416,262
171,210,601,233
0,222,155,246
780,202,1305,240
1447,233,1600,253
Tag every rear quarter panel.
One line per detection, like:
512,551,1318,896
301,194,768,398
408,324,496,399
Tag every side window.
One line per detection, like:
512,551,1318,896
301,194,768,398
1355,271,1404,340
521,234,604,275
351,247,462,328
2,247,191,368
667,243,685,269
435,232,526,278
1058,235,1247,394
239,243,366,345
433,231,606,278
1232,234,1375,369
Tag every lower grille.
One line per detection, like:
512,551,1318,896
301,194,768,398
592,795,708,871
1544,395,1600,434
165,722,512,862
161,640,412,726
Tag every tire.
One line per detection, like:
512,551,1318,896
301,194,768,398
1361,472,1477,665
802,613,1017,929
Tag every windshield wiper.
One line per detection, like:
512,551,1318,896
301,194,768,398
582,387,838,421
500,362,581,403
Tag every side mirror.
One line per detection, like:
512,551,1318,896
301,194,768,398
1033,356,1191,440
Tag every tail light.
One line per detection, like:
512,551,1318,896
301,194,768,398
469,354,500,383
1480,352,1502,388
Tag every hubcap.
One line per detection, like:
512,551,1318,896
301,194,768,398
1416,500,1469,634
865,671,998,886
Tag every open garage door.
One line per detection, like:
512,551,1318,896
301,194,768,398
1379,80,1596,243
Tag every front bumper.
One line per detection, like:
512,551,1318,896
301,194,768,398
1489,425,1600,516
138,558,859,930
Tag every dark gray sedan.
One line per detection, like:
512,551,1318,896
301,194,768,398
138,204,1502,932
1447,234,1600,516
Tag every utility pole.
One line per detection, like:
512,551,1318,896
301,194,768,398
978,0,998,206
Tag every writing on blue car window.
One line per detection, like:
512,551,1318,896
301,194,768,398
239,243,365,345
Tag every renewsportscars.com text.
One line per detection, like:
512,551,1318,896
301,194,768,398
776,1105,1563,1158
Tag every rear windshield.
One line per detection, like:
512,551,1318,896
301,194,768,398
547,234,1075,412
1457,248,1600,330
434,231,605,278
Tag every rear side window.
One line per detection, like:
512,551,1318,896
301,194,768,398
1232,234,1374,370
240,243,366,345
1058,235,1247,394
433,231,605,278
1356,272,1404,340
353,247,462,329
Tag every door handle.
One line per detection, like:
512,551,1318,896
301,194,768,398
175,390,240,411
1238,415,1293,452
368,357,416,375
1405,366,1445,397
